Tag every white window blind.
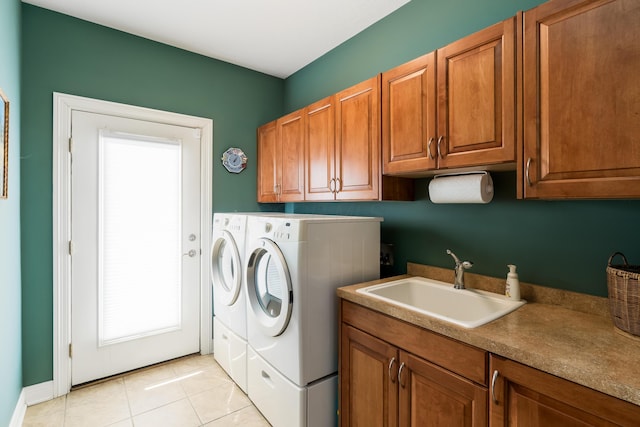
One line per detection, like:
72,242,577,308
98,132,182,345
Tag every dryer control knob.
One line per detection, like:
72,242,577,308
264,223,272,233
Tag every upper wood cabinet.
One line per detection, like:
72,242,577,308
305,96,336,201
305,77,381,200
382,52,437,175
334,76,381,200
382,15,518,176
305,76,413,201
437,15,517,170
256,120,278,202
490,355,640,426
256,109,305,202
521,0,640,199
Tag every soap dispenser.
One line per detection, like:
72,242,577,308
505,264,521,301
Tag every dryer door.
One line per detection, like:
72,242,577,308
210,230,242,306
246,238,293,337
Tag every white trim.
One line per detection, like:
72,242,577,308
52,92,213,397
8,389,26,427
24,381,55,406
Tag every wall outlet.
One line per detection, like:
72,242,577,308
380,243,394,266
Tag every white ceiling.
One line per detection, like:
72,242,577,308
22,0,411,78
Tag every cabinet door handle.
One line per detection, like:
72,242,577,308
388,357,396,384
329,178,335,193
525,157,533,186
427,137,435,159
437,136,444,159
335,177,342,193
397,362,406,388
491,370,499,404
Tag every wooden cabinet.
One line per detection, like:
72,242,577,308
335,76,382,200
340,325,397,426
437,15,517,170
340,300,488,427
382,16,517,176
489,355,640,426
305,77,414,201
257,120,278,202
305,77,381,200
305,95,336,201
521,0,640,199
381,52,437,175
256,109,305,202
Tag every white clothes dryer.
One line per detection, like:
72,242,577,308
244,214,382,427
211,213,248,391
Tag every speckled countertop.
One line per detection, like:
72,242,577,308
337,263,640,406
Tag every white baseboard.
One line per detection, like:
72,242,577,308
9,389,26,427
24,381,55,406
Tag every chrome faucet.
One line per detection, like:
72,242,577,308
446,249,473,289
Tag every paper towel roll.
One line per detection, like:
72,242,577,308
428,172,494,204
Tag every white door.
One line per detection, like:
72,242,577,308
70,110,201,385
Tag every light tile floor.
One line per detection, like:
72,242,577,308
22,354,271,427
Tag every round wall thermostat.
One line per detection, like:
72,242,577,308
221,147,247,173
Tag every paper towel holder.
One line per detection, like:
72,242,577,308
428,171,494,204
431,170,491,181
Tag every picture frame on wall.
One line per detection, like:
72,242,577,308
1,87,8,199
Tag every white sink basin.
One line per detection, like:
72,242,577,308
357,276,526,328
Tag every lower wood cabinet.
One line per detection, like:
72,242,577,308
340,299,640,426
489,355,640,426
340,301,487,427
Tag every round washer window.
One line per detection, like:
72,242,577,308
246,238,292,336
210,231,241,306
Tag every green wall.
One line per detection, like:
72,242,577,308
283,0,640,296
21,4,284,386
0,0,22,424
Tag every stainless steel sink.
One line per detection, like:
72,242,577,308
356,276,526,328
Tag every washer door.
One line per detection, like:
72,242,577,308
210,230,242,306
246,238,293,337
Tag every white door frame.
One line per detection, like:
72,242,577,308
52,92,213,397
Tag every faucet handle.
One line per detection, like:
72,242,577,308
446,249,461,264
461,260,473,269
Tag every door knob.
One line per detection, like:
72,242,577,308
183,249,197,257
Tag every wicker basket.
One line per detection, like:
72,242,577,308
606,252,640,337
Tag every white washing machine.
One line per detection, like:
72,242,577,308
244,214,382,427
211,213,248,392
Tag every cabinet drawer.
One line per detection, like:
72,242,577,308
341,300,487,385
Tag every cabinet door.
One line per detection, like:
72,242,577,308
437,15,517,169
276,109,305,202
340,324,398,427
399,351,487,427
522,0,640,199
489,355,640,426
305,96,336,201
382,52,437,175
256,121,278,202
335,76,381,200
